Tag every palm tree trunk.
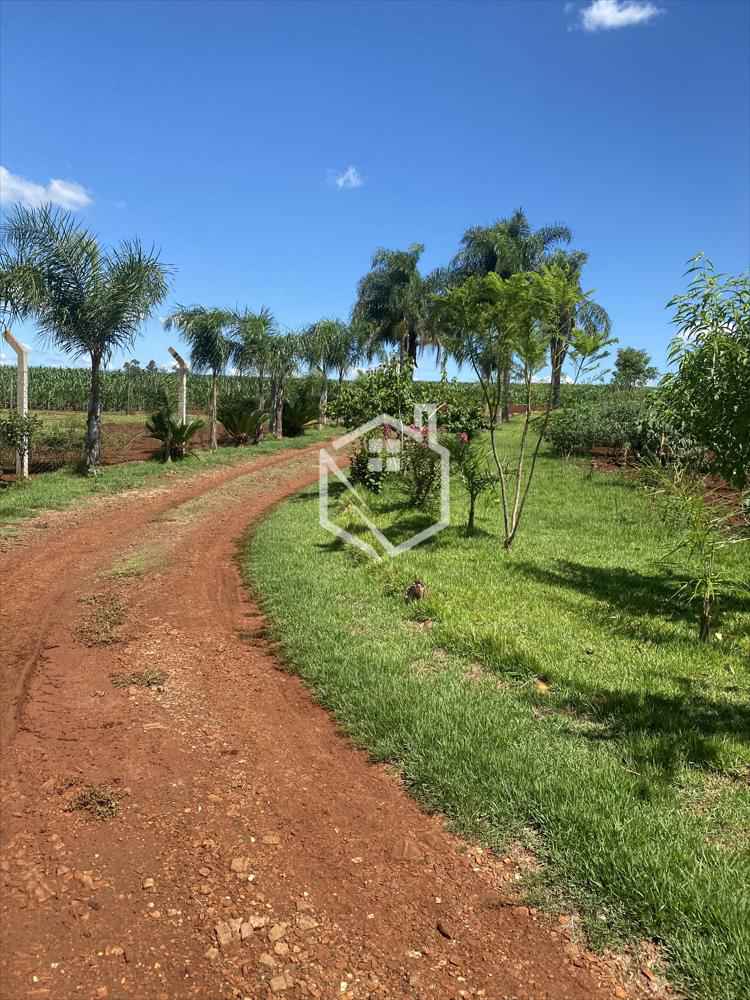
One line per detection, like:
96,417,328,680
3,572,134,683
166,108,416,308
274,383,284,438
407,326,418,366
209,373,219,450
318,377,328,429
83,352,103,474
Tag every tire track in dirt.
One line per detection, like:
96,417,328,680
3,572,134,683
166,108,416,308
1,445,641,1000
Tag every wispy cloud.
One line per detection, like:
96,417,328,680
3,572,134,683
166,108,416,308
579,0,663,32
333,165,364,190
0,165,93,210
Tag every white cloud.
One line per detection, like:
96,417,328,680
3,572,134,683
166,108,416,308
334,165,364,190
579,0,663,31
0,165,93,210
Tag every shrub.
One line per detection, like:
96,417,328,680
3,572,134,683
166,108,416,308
0,411,42,467
145,408,205,462
217,398,267,445
282,381,318,436
661,256,750,488
435,381,484,436
330,357,418,429
349,432,385,493
545,393,649,456
400,429,442,510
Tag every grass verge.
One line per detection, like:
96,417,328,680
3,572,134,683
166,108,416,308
245,425,750,1000
0,428,338,532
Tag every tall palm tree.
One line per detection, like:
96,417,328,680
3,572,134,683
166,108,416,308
231,306,277,405
1,204,170,472
452,209,572,418
540,252,611,407
267,332,300,438
353,244,448,368
164,306,234,450
301,319,362,426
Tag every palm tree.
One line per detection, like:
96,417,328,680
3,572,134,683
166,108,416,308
301,319,361,426
164,306,234,450
1,204,170,472
540,252,611,407
267,332,300,438
353,244,448,368
231,306,277,406
452,209,572,418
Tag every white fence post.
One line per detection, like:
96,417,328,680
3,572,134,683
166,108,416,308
3,328,30,480
168,347,189,425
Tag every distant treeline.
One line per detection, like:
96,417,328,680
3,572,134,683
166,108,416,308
0,364,623,415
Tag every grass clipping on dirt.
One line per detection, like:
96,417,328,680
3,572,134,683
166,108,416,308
66,784,120,821
246,425,750,1000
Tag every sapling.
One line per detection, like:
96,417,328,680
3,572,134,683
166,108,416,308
642,463,748,642
446,432,497,535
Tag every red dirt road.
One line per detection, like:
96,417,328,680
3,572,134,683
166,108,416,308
1,446,634,1000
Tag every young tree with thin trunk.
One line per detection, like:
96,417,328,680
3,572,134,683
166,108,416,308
452,209,572,420
0,204,169,473
433,271,551,549
164,306,234,450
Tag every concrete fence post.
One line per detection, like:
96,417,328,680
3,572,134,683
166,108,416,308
3,328,30,480
168,347,189,425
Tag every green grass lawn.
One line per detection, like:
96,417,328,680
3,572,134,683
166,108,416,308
246,424,750,1000
0,427,337,531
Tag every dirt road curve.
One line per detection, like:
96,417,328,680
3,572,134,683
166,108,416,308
1,446,625,1000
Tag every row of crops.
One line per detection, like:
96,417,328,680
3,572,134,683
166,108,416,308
0,365,613,415
0,366,257,413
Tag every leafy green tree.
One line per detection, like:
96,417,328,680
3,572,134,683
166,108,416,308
452,209,572,418
0,204,170,473
611,346,658,390
658,256,750,487
354,244,447,366
434,271,551,549
164,306,234,449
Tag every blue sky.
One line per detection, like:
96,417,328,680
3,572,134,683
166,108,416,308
1,0,748,380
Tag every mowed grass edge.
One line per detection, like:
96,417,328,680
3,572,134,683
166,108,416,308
245,433,750,1000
